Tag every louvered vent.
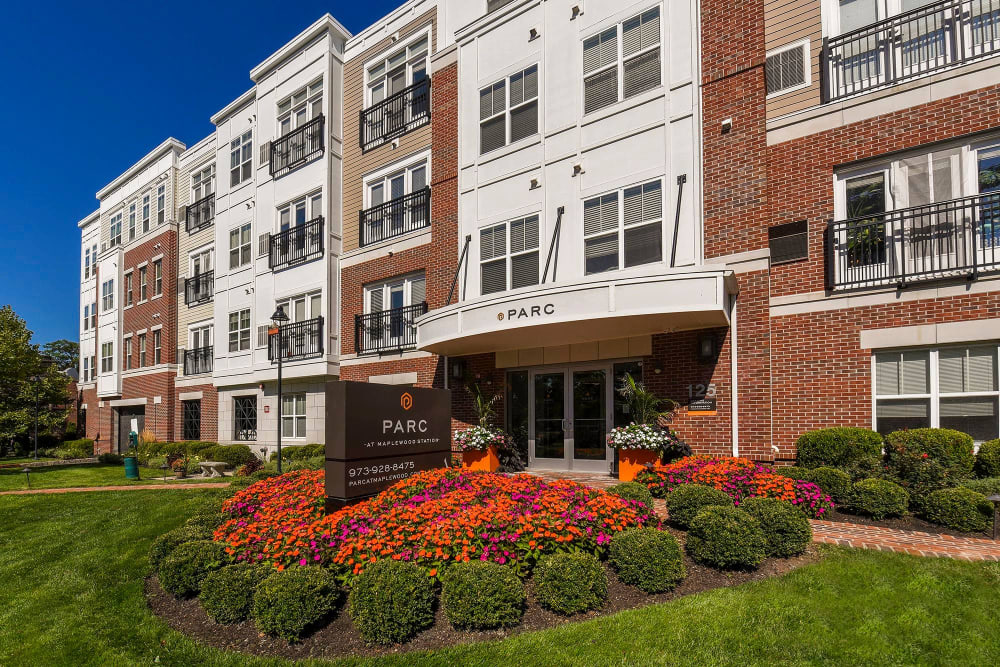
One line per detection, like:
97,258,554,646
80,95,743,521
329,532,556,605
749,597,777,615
765,44,807,95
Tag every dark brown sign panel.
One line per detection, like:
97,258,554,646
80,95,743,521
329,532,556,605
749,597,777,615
324,381,451,510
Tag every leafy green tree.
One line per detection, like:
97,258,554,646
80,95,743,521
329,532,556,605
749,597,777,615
41,339,79,372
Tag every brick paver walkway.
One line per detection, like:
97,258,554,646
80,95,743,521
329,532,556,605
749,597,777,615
0,483,230,496
524,469,1000,562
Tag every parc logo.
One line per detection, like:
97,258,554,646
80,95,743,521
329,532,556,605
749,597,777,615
400,392,413,411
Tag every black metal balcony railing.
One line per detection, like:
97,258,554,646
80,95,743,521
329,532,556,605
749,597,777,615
268,317,324,361
360,78,431,151
184,271,214,305
823,0,1000,102
270,115,325,177
185,193,215,232
355,303,428,355
828,192,1000,289
183,346,213,376
269,217,324,270
359,187,431,247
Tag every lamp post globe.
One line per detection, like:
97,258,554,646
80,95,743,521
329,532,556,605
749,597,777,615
270,306,289,474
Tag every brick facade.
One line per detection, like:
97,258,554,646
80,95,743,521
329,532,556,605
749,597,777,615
173,383,219,442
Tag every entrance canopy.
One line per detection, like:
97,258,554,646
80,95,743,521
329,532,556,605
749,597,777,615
416,269,736,356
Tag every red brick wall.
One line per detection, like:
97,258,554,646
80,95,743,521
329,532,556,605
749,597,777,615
173,384,219,442
122,229,178,365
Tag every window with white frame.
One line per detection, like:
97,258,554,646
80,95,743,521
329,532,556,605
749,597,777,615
82,356,89,382
765,40,810,96
480,215,540,295
366,35,429,107
583,6,661,114
153,330,162,364
101,342,113,374
91,302,96,329
84,246,92,279
192,165,214,202
138,266,147,301
101,279,114,311
153,260,162,296
874,345,1000,441
190,247,213,275
83,304,90,331
365,274,425,315
281,393,307,439
229,223,252,269
128,203,137,241
229,309,251,352
276,292,322,324
109,212,122,247
367,159,428,208
277,79,323,138
125,272,133,306
138,333,147,366
124,336,132,370
480,65,539,155
190,323,212,351
278,192,323,232
142,194,150,233
157,185,166,224
230,131,252,186
583,179,663,275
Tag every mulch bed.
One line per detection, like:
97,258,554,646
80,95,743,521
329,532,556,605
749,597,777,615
822,509,991,539
146,526,823,660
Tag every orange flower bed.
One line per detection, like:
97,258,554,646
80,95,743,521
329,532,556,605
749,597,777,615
214,468,656,582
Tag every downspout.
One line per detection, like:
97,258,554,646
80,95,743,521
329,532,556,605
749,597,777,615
729,292,739,457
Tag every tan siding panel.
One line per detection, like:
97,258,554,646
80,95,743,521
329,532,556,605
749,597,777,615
765,0,823,119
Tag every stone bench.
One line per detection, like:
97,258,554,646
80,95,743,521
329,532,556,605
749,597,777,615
198,461,228,478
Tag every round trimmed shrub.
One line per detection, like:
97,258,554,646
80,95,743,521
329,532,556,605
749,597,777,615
253,567,341,641
961,477,1000,496
686,506,767,570
149,525,214,572
796,427,883,470
806,467,852,504
607,482,655,510
441,561,525,630
885,429,975,510
665,484,732,528
608,528,685,593
199,563,274,624
185,512,226,531
348,560,436,644
159,540,229,598
201,445,256,468
923,487,992,533
777,466,813,482
975,439,1000,479
846,478,909,520
533,552,607,615
738,497,812,558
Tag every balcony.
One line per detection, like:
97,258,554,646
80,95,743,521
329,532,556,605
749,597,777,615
359,187,431,247
269,217,324,270
183,346,213,376
360,79,431,152
185,193,215,232
355,303,428,355
828,193,1000,289
184,271,214,305
270,115,324,177
823,0,1000,102
268,317,324,361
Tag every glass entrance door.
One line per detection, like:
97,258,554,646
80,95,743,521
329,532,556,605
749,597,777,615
528,366,613,472
531,372,566,469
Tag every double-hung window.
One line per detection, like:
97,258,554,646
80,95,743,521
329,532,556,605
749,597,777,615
82,356,89,382
91,302,97,328
281,393,307,439
191,248,212,275
365,274,425,315
125,272,133,306
153,330,162,364
584,179,664,274
109,212,122,247
128,203,136,241
367,36,428,107
192,165,214,202
84,247,91,279
138,266,147,301
157,185,166,224
277,80,323,138
83,305,90,331
230,131,252,186
142,194,150,233
278,193,323,234
101,279,114,311
480,215,541,295
138,333,147,367
583,7,661,114
229,309,251,352
875,345,1000,441
480,65,539,155
124,336,132,370
101,342,113,374
153,260,162,296
229,223,253,269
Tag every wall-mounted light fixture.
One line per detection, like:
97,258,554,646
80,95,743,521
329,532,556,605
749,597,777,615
529,28,540,40
697,334,718,362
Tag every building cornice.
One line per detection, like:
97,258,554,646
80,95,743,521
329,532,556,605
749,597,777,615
210,88,256,126
77,209,100,230
96,138,185,201
250,14,352,83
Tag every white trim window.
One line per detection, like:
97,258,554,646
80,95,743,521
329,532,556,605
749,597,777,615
128,203,137,241
138,333,147,367
278,192,323,232
366,34,429,107
125,272,133,306
142,193,151,233
101,279,115,311
84,246,92,279
229,223,252,270
101,342,113,374
480,65,539,155
82,356,90,382
480,215,541,295
109,212,122,247
874,345,1000,441
584,179,664,275
765,39,811,97
153,330,162,364
230,131,252,187
83,304,90,331
364,157,428,241
365,274,425,315
190,247,213,275
157,184,166,224
281,393,307,439
192,165,215,202
124,335,133,370
138,266,147,301
278,79,323,138
189,323,213,351
583,6,661,114
90,302,97,329
153,260,162,296
228,309,251,352
276,292,323,324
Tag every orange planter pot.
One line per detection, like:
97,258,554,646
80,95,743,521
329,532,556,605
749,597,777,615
619,449,659,482
463,446,500,472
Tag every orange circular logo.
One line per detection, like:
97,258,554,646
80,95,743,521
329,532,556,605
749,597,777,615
497,312,505,321
400,392,413,411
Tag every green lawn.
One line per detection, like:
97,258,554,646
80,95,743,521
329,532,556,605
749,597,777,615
1,490,998,666
0,463,205,491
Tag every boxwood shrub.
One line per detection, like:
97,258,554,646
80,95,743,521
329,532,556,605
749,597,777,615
348,560,436,644
199,563,274,624
201,445,256,468
253,567,341,641
846,478,909,520
975,439,1000,479
149,525,214,572
533,552,607,615
806,467,852,504
686,505,767,570
777,466,812,483
923,487,992,533
159,540,229,598
738,497,812,558
55,438,95,459
885,429,975,510
441,561,525,630
608,528,686,593
665,484,732,528
185,511,226,531
961,477,1000,496
607,482,655,510
795,427,883,470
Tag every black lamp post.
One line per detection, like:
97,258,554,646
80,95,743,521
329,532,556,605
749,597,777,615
270,305,290,474
988,494,1000,541
30,356,53,460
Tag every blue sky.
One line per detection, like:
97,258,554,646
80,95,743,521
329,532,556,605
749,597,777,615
0,0,402,346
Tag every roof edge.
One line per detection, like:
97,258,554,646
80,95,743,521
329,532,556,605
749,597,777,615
96,137,186,200
249,14,352,83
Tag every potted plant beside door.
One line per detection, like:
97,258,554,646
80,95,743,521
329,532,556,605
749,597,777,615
608,374,683,482
455,383,508,473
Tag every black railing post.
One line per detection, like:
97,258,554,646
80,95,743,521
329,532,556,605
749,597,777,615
269,115,325,177
360,79,432,151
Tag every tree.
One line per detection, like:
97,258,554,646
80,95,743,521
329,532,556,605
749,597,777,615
41,339,79,372
0,305,71,452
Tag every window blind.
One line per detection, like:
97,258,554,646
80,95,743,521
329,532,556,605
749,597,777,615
583,28,617,74
480,116,506,154
510,216,539,253
368,286,384,313
481,260,507,295
624,181,662,227
584,193,619,236
939,346,997,394
480,224,507,261
585,234,619,274
584,67,618,114
622,8,660,57
480,81,505,120
511,252,540,289
510,101,538,143
875,351,930,395
410,277,426,305
624,222,662,268
510,66,538,106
